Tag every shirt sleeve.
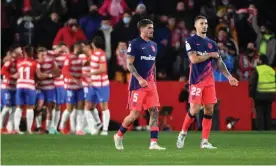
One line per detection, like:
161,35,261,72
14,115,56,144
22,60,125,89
99,53,107,64
213,42,219,52
127,40,138,57
62,58,73,79
1,61,12,79
185,38,197,53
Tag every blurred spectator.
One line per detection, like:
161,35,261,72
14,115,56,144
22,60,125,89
236,4,257,23
216,5,239,45
36,12,62,49
157,70,170,81
99,0,129,26
94,16,113,60
44,0,67,17
200,0,217,38
249,55,276,130
200,0,216,19
154,14,172,75
213,42,235,82
114,41,129,83
66,0,91,18
171,19,189,52
79,5,102,40
251,14,276,66
53,18,86,48
15,10,36,45
131,2,148,25
167,16,176,31
237,42,259,80
217,0,230,11
112,12,137,51
175,1,193,29
216,28,238,57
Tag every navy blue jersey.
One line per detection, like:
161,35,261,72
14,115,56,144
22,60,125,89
185,34,219,85
127,37,157,91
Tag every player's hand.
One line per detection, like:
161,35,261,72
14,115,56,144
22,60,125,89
227,75,239,86
209,52,220,59
72,78,81,85
138,78,148,87
12,73,19,79
84,72,92,77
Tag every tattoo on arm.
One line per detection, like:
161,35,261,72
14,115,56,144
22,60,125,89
148,107,159,127
127,55,142,80
217,57,231,78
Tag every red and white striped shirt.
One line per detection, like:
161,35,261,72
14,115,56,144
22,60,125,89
16,57,37,90
47,50,56,59
62,54,83,90
1,58,17,90
54,53,67,87
90,49,109,87
79,53,91,87
37,58,55,90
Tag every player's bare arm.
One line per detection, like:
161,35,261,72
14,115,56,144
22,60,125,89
88,63,106,76
216,56,239,86
188,51,219,64
148,107,159,127
52,62,61,77
127,55,148,87
36,68,53,79
2,52,13,63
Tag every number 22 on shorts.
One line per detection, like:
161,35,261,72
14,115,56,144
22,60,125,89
191,87,201,96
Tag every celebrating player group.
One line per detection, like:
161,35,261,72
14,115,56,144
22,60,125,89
1,37,111,136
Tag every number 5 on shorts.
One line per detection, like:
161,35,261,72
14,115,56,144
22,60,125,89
133,93,138,102
191,87,201,96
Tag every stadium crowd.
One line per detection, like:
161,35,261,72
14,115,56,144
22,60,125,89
1,0,276,82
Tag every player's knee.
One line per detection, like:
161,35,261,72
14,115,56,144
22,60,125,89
190,104,201,116
129,112,139,122
204,104,214,115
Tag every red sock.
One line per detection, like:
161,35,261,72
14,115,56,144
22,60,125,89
182,111,195,132
202,115,212,140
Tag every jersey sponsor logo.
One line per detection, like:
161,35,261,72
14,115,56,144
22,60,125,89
127,44,131,52
208,43,213,49
141,55,156,61
196,51,207,56
185,41,191,51
151,45,156,52
100,56,106,62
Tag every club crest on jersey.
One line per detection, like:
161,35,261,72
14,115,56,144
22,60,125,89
208,43,213,49
151,45,156,52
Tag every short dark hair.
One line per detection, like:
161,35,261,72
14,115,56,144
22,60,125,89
102,15,111,21
24,45,34,58
58,42,67,47
259,55,269,64
218,27,228,33
194,15,207,23
9,44,21,52
36,47,47,53
137,19,153,30
92,36,104,49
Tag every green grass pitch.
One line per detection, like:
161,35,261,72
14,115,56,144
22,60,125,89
1,131,276,165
